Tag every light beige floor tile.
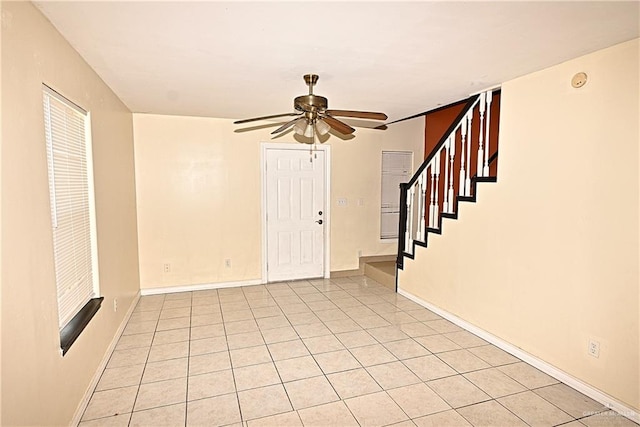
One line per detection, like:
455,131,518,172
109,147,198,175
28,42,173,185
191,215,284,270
147,341,189,362
463,367,526,398
191,296,219,307
403,354,458,381
156,316,190,331
387,420,418,427
294,322,332,338
189,336,227,356
284,376,339,410
141,357,188,383
404,309,442,322
387,383,451,418
415,335,462,353
580,411,639,426
190,303,221,316
223,309,254,322
78,413,131,427
190,312,223,327
350,343,397,367
302,334,345,354
456,399,528,426
285,311,320,326
189,351,231,375
314,349,362,374
384,338,431,360
335,330,378,348
353,315,392,329
366,361,421,389
268,339,310,361
534,383,607,418
96,364,145,391
134,377,187,411
275,355,323,382
380,311,420,325
123,320,157,336
437,349,491,373
297,401,359,426
190,323,225,340
187,369,236,400
247,298,278,309
129,403,185,427
234,362,281,391
220,301,250,312
225,319,259,335
115,333,154,350
367,326,410,343
226,331,265,349
186,393,241,426
306,300,338,311
324,318,361,334
467,344,520,366
315,309,350,323
82,386,138,421
159,307,191,319
280,303,312,315
427,375,491,408
261,326,299,344
443,331,488,348
326,368,382,399
498,390,574,426
498,362,559,389
424,319,463,333
230,345,272,367
252,306,284,318
398,322,439,338
237,384,293,420
247,411,302,427
152,327,190,345
413,410,472,427
257,315,291,330
106,347,150,369
345,391,409,427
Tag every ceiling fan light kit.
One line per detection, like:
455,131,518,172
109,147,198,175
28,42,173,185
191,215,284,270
233,74,388,142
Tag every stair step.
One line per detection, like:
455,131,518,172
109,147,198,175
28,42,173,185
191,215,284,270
364,261,396,290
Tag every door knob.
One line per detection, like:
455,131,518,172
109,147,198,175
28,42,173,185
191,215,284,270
316,219,323,225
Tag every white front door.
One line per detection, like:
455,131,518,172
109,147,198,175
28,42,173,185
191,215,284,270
265,148,326,282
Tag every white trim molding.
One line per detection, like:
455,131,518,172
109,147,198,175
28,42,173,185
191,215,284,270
71,291,141,427
398,287,639,424
141,279,263,296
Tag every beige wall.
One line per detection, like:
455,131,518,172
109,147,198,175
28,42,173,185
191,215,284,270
399,39,639,410
1,3,140,426
133,114,422,290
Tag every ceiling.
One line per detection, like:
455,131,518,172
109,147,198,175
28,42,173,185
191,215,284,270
34,1,638,125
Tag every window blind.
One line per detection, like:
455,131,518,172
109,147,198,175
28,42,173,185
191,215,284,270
43,86,98,328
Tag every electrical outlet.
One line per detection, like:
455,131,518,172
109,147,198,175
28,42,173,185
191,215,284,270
337,198,347,207
225,259,232,268
163,263,171,273
588,339,600,358
113,298,118,312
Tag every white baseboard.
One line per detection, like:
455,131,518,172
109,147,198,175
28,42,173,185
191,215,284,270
397,287,639,424
140,278,263,296
71,291,141,427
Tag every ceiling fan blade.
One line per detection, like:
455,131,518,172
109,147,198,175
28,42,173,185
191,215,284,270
234,112,300,124
271,117,302,135
323,115,356,135
325,110,388,121
374,124,388,130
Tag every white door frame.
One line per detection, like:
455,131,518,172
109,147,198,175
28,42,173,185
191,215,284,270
261,142,331,283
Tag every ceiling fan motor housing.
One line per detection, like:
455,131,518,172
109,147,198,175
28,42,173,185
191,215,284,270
294,95,328,113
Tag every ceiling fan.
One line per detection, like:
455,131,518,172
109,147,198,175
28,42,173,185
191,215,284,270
233,74,388,139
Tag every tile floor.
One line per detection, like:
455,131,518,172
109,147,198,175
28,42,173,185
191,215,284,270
79,277,637,427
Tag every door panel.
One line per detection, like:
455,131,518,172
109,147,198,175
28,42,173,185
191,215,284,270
266,149,325,281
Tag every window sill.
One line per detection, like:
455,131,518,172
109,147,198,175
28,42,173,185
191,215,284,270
60,297,104,356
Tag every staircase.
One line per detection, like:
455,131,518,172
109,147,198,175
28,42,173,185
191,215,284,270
397,90,501,270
